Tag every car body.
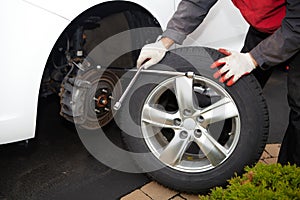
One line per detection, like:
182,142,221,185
0,0,248,144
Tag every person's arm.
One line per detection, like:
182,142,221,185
162,0,218,45
250,0,300,69
210,0,300,86
136,0,218,68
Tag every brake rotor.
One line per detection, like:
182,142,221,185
79,69,122,129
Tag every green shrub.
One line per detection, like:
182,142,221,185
199,163,300,200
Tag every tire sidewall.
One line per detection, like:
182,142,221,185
116,47,268,193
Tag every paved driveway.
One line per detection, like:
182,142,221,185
0,69,288,200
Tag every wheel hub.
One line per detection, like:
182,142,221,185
182,118,196,130
94,88,112,113
96,94,109,108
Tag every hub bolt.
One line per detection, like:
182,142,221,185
95,109,100,113
102,89,108,93
179,131,188,139
174,118,182,126
194,129,202,138
197,115,205,123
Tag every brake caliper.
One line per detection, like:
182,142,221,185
59,77,91,125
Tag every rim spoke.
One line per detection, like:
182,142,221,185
174,77,197,113
141,75,241,172
142,104,179,128
194,128,228,166
159,131,192,166
199,97,238,127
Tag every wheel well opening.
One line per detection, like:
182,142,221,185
40,1,162,97
37,1,162,132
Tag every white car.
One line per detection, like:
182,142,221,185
1,0,268,193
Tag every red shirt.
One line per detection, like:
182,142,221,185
232,0,286,33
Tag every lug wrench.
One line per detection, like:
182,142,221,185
113,65,145,110
113,66,194,110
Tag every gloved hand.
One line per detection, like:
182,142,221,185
136,40,167,69
210,48,257,86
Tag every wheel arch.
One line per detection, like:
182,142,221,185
0,0,167,144
35,1,163,137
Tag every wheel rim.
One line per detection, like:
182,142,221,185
141,75,240,173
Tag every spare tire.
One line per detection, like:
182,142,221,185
117,47,269,193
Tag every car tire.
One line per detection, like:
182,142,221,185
116,46,269,193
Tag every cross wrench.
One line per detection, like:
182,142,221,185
113,65,194,110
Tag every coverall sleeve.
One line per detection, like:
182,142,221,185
250,0,300,69
161,0,218,44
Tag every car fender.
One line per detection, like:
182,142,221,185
0,0,174,144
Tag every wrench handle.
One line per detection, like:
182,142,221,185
113,65,144,110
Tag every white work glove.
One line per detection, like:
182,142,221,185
136,40,167,69
210,48,257,86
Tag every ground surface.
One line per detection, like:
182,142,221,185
0,69,288,200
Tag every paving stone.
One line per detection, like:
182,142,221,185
258,159,267,164
170,196,185,200
141,181,178,200
265,144,281,158
260,150,271,160
121,144,282,200
263,157,278,164
121,190,152,200
180,193,200,200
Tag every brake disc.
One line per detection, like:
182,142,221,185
60,69,122,129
